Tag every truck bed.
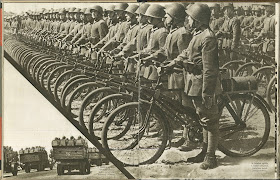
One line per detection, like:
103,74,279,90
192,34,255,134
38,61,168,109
53,147,88,160
20,152,47,163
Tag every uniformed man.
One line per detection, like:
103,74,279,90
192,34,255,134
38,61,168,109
98,3,129,52
137,4,168,81
216,3,241,67
209,3,224,34
254,3,275,56
234,6,244,23
244,6,264,37
167,3,222,170
112,4,139,55
240,6,254,38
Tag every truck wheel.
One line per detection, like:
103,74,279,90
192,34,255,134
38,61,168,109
25,165,30,173
86,162,90,174
80,163,86,175
96,160,102,166
12,170,18,176
57,164,62,175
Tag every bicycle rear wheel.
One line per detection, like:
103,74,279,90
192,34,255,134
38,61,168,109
218,93,270,157
101,102,168,166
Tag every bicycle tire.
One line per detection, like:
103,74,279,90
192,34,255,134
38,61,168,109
218,93,270,157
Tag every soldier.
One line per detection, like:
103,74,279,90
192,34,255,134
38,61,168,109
254,3,275,56
114,3,151,58
234,6,244,23
209,3,224,34
112,4,139,55
240,6,254,38
216,3,241,67
92,4,120,50
167,3,221,170
137,4,168,81
98,3,129,52
244,6,264,37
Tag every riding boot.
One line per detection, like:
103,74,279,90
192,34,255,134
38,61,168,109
200,153,218,170
186,142,207,163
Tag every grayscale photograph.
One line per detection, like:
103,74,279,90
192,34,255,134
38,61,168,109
2,1,278,179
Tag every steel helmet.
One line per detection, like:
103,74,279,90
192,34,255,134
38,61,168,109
243,6,249,11
136,3,150,15
69,7,76,13
145,4,165,19
222,3,234,10
105,5,115,12
124,4,139,15
84,8,92,15
91,5,103,14
165,3,186,21
114,3,129,11
81,8,87,14
65,8,70,12
58,8,66,14
74,8,81,13
254,7,261,12
208,3,220,9
186,3,211,25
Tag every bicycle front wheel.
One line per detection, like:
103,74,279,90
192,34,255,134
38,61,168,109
101,102,168,166
218,93,270,157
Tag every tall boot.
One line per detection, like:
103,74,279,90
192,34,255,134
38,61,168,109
187,142,207,163
200,153,217,170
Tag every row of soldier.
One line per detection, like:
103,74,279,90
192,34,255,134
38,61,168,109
52,136,88,147
4,2,276,170
19,146,46,154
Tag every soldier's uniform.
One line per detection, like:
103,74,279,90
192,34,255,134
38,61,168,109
218,5,241,66
173,4,222,169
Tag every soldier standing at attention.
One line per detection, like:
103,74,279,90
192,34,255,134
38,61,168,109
216,3,241,67
166,3,222,169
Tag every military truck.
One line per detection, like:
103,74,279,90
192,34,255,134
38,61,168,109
19,146,52,173
3,146,19,176
52,136,90,175
88,147,109,166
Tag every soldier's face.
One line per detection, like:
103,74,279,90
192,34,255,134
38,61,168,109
56,14,59,19
80,14,85,20
69,13,74,20
116,10,125,19
60,14,66,20
85,14,92,21
164,14,173,27
74,13,80,20
66,13,69,19
188,16,195,28
108,11,115,19
91,11,99,20
224,7,234,17
125,12,134,22
139,14,147,24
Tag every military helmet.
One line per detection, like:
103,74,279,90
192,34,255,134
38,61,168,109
58,8,66,14
222,2,234,10
145,4,165,19
243,6,249,11
254,7,261,12
136,3,150,15
186,3,211,25
65,8,70,12
54,9,60,13
124,4,139,15
74,8,81,13
85,8,92,15
114,3,128,11
165,3,186,21
208,3,220,9
91,5,103,14
69,7,76,13
81,8,87,14
105,5,115,12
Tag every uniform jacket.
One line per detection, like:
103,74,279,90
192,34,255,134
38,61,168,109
90,19,108,45
122,24,153,55
259,15,275,39
154,26,192,62
117,23,139,50
219,16,241,49
175,28,221,97
142,26,168,54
